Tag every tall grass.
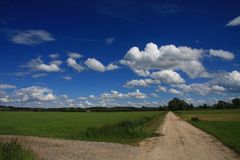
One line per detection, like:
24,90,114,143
76,112,166,144
0,138,36,160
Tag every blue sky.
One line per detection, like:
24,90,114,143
0,0,240,107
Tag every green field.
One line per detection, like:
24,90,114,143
0,111,166,144
177,109,240,154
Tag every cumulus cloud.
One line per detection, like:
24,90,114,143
49,54,59,59
173,83,226,96
101,89,147,100
213,70,240,92
209,49,234,60
151,70,185,84
168,88,182,95
85,58,105,72
26,58,62,72
0,84,16,89
155,85,167,92
0,91,13,103
128,89,148,99
124,79,160,88
15,86,57,102
85,58,119,72
105,63,120,71
120,43,207,78
10,30,55,45
66,57,84,72
172,71,240,95
226,16,240,27
67,52,82,59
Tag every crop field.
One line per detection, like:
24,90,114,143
177,109,240,153
0,111,166,144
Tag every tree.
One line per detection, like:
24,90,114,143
214,100,230,109
168,98,189,111
232,98,240,107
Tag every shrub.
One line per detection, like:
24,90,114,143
191,117,200,121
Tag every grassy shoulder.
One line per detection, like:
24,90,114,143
0,139,36,160
176,109,240,154
76,111,167,144
190,121,240,154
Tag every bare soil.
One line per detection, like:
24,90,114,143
1,112,239,160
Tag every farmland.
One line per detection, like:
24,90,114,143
0,111,166,144
177,109,240,154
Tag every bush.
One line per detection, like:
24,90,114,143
191,117,200,121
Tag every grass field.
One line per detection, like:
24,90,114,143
177,109,240,154
0,111,166,144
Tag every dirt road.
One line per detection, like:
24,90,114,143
139,112,239,160
0,112,239,160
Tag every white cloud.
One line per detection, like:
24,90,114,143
0,84,16,89
78,96,88,100
26,58,62,72
67,52,82,59
62,76,72,80
84,58,105,72
120,43,207,78
0,91,12,103
151,70,185,84
10,30,55,45
150,93,159,98
0,97,12,103
212,85,226,93
105,63,119,71
15,86,57,102
31,73,48,78
226,16,240,27
173,83,226,96
105,37,115,44
49,54,59,59
209,49,234,60
155,85,167,92
128,89,147,99
36,64,60,72
66,58,84,72
101,89,147,100
89,95,96,99
124,79,160,88
168,88,182,95
213,70,240,92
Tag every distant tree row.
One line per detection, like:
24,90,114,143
0,98,240,112
167,98,240,111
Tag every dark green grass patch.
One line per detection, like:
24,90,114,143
177,109,240,154
0,138,36,160
191,121,240,154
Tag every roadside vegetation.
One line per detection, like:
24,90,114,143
177,109,240,154
78,111,166,144
0,111,165,144
0,138,36,160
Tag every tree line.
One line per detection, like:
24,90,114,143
0,98,240,112
166,97,240,111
